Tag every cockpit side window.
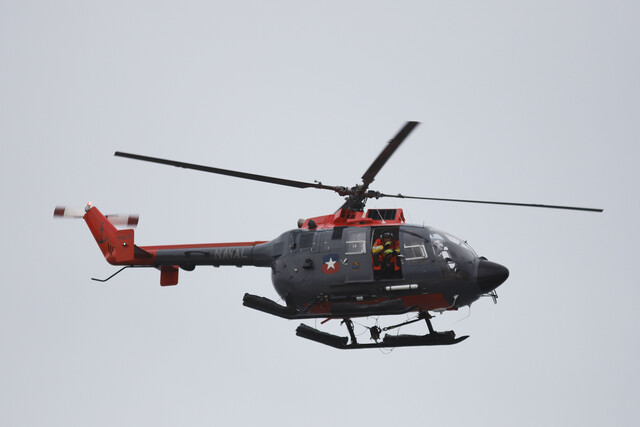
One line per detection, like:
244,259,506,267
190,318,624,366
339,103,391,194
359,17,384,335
430,232,456,271
402,231,428,262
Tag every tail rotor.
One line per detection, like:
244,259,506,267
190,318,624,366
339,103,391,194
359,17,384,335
54,203,139,227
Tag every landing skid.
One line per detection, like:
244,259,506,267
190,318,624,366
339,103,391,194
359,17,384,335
296,312,469,349
242,293,468,349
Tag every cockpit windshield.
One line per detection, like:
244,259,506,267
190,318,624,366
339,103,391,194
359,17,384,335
429,229,477,271
444,232,477,259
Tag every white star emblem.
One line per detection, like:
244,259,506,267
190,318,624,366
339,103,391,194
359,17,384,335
324,257,337,270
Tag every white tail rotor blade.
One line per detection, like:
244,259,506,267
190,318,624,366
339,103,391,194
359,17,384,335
54,206,139,228
53,206,85,218
105,214,139,227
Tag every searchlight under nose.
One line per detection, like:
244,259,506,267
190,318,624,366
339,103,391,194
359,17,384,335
477,260,509,293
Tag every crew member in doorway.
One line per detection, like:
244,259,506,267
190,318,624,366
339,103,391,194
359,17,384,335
372,232,400,271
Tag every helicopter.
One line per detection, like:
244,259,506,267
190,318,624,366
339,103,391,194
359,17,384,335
54,121,603,349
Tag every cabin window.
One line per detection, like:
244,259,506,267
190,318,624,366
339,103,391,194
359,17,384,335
318,230,341,252
344,228,367,255
290,231,316,253
298,232,315,250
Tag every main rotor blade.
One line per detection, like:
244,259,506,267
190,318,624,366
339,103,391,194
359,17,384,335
361,121,420,190
114,152,336,191
376,193,603,212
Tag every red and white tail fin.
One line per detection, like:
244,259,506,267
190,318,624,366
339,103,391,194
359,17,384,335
55,203,267,287
54,203,138,264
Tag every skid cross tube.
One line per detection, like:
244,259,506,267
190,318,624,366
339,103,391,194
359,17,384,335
342,319,358,345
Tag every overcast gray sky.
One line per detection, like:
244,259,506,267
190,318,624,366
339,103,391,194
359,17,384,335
2,1,639,426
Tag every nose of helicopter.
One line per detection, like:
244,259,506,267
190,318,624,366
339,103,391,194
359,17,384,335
477,260,509,293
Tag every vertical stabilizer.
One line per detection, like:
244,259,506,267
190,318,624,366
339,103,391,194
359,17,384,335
83,205,135,263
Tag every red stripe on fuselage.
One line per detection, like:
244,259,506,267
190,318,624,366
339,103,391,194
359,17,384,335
305,293,452,317
400,294,451,311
